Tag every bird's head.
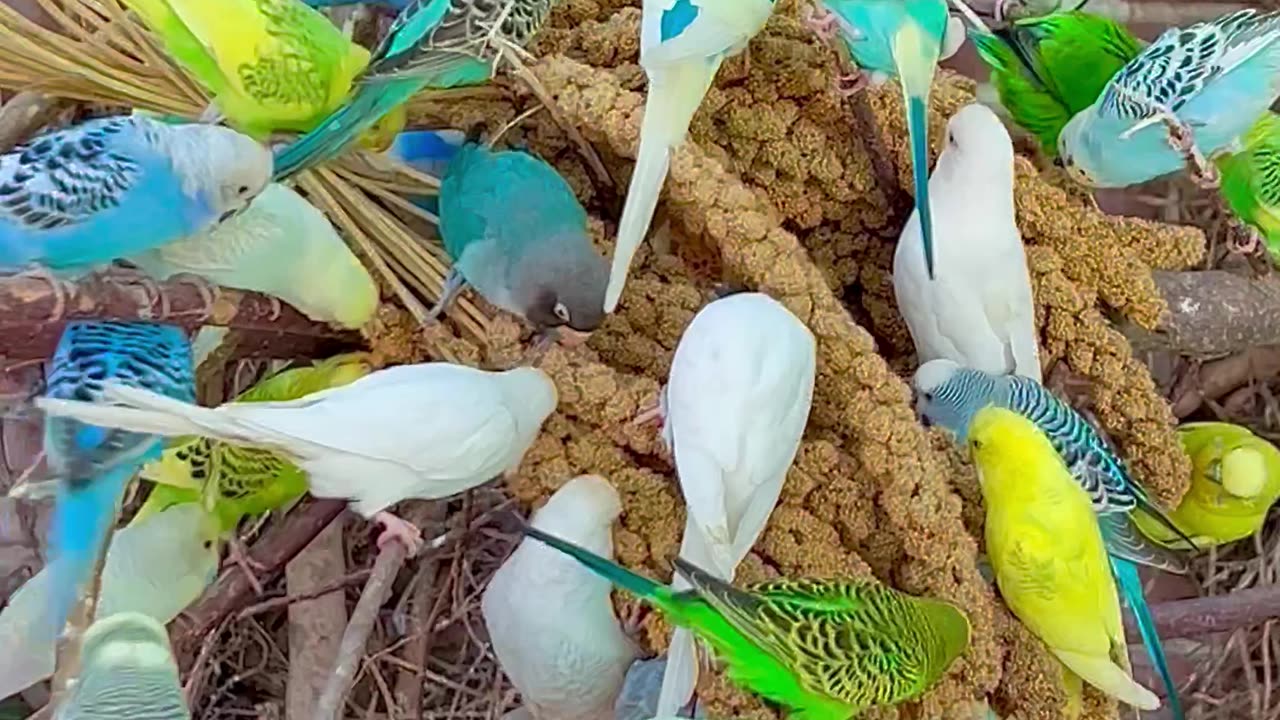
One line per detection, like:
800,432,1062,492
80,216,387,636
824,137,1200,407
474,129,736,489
912,359,974,439
518,233,609,335
181,125,273,223
1056,113,1101,188
935,103,1014,181
529,475,622,552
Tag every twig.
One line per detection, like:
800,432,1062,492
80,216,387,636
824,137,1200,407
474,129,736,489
1119,271,1280,359
393,503,449,717
237,568,374,620
1171,347,1280,418
287,517,348,720
1125,585,1280,640
0,90,63,152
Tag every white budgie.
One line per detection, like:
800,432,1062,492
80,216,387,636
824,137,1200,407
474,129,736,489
128,183,379,329
36,363,558,554
483,475,638,720
0,503,218,700
603,0,777,313
53,612,189,720
637,291,816,715
893,103,1042,381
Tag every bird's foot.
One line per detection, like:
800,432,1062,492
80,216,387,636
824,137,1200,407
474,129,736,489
11,264,68,322
1156,114,1219,189
168,271,219,318
101,265,167,315
226,536,267,596
834,70,871,97
374,511,423,556
631,398,664,428
619,601,648,640
802,3,840,43
426,269,466,323
1226,221,1262,255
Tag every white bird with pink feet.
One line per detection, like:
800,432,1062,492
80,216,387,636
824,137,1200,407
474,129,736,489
36,362,558,555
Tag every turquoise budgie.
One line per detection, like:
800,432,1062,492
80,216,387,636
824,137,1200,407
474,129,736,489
53,613,190,720
0,503,218,701
435,138,609,335
42,321,196,641
1058,9,1280,190
602,0,777,313
271,0,558,180
0,115,271,272
912,359,1191,719
128,183,379,329
806,0,966,280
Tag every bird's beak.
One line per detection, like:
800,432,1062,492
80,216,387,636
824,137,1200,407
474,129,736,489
555,328,593,347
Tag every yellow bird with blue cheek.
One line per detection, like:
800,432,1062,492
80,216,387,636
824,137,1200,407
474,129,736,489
968,406,1161,714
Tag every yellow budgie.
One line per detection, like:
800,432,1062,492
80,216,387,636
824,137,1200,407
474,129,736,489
968,406,1160,714
1133,422,1280,548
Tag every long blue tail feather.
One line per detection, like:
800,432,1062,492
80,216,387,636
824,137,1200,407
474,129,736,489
905,95,935,279
1112,556,1184,720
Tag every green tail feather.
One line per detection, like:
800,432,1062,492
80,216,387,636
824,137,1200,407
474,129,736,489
906,94,935,279
520,522,672,606
1113,558,1184,720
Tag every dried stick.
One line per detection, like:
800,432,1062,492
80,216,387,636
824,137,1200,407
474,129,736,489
286,516,348,720
1171,347,1280,418
392,503,449,716
1120,270,1280,359
1124,585,1280,639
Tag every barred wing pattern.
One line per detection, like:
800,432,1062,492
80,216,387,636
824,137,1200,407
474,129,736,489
371,0,554,79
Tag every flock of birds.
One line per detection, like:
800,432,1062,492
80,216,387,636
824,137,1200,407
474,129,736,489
0,0,1279,718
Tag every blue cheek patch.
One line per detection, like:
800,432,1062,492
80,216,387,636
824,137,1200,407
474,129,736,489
660,0,700,42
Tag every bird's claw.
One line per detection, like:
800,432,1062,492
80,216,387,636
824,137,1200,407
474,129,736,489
631,399,664,428
1157,114,1219,189
834,71,871,97
803,4,840,43
374,511,423,556
1227,222,1262,256
13,264,68,322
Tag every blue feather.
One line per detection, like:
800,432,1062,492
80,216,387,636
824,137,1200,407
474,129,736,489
906,95,935,278
1110,555,1184,720
660,0,701,42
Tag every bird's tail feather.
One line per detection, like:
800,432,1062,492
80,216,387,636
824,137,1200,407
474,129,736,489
1113,558,1184,719
1054,646,1160,711
604,60,720,313
38,384,253,445
273,81,410,180
893,23,941,279
520,523,671,605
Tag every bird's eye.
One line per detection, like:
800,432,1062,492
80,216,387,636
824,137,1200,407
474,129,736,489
947,132,956,146
237,184,251,195
202,540,213,549
971,439,983,450
1052,157,1065,169
923,392,934,402
552,301,570,323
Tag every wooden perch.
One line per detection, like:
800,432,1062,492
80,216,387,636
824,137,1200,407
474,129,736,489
1120,270,1280,359
0,273,363,361
1124,584,1280,640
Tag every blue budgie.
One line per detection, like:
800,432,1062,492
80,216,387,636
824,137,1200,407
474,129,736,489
271,0,558,180
912,359,1191,719
435,138,608,336
806,0,966,281
43,321,195,639
1058,8,1280,189
0,115,272,273
602,0,777,314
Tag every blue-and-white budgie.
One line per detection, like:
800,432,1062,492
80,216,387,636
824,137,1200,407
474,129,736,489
806,0,967,280
1058,8,1280,190
602,0,777,314
42,321,195,639
913,359,1193,719
435,136,609,337
271,0,558,180
0,115,271,273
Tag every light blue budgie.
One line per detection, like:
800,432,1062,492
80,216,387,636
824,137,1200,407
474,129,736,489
0,115,272,273
805,0,966,281
42,321,195,640
434,137,609,335
53,613,190,720
912,359,1193,720
602,0,777,314
271,0,558,180
1058,8,1280,190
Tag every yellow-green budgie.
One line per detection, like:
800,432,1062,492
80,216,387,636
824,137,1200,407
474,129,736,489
1133,422,1280,548
969,406,1160,713
132,352,375,535
123,0,371,139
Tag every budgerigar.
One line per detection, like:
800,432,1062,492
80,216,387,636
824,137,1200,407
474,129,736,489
893,104,1041,381
1057,9,1280,190
1132,422,1280,549
633,291,815,716
968,405,1160,712
806,0,967,281
133,353,375,535
433,138,609,338
601,0,776,313
37,362,558,555
53,613,189,720
521,524,970,719
271,0,558,180
1216,112,1280,261
913,359,1189,718
483,476,638,720
0,116,271,272
0,503,219,701
42,321,195,641
302,0,412,10
128,183,379,329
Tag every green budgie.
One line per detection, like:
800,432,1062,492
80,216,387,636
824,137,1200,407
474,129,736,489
521,524,970,720
53,613,190,720
1216,112,1280,261
133,352,376,535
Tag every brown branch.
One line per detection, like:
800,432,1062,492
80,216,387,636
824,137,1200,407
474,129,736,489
1170,346,1280,418
1124,585,1280,640
286,517,348,720
171,497,347,673
392,503,449,717
1119,270,1280,359
0,91,63,153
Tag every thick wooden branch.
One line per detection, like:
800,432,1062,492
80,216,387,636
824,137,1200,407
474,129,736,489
1119,270,1280,359
1124,584,1280,639
0,273,362,361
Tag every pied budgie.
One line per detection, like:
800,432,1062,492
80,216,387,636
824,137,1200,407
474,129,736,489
271,0,558,180
37,363,558,555
133,353,375,535
483,476,638,720
0,116,270,272
42,321,195,641
128,183,379,329
522,524,970,720
602,0,777,313
435,138,609,337
968,406,1160,713
53,613,189,720
0,503,219,701
893,104,1041,381
913,359,1188,719
1133,422,1280,549
633,291,815,716
806,0,967,281
1058,9,1280,190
